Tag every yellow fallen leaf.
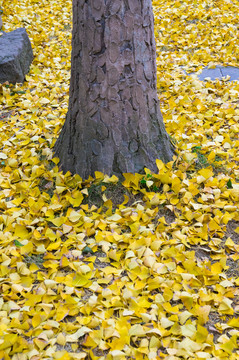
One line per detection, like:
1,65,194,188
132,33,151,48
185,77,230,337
65,327,91,342
14,224,29,239
68,210,82,222
107,214,122,221
39,97,50,104
32,314,42,328
33,338,48,350
0,334,18,350
178,337,201,352
0,152,7,159
220,335,237,355
62,224,72,234
196,324,208,343
181,324,196,338
56,333,66,346
160,317,174,328
129,324,145,337
72,274,90,287
218,298,234,314
234,227,239,234
179,311,192,325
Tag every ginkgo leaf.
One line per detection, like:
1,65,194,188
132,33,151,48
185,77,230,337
0,153,7,159
68,210,82,222
14,224,29,239
129,324,145,337
234,227,239,234
219,335,237,355
65,327,91,342
72,274,90,287
218,298,234,314
56,333,66,346
178,337,201,352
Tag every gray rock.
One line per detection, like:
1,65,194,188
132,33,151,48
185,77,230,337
0,28,33,84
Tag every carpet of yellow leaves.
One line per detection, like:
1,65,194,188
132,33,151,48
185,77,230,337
0,0,239,359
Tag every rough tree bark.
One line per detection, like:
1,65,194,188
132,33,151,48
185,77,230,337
54,0,175,179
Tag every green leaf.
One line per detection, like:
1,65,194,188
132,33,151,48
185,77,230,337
82,246,94,255
14,240,24,247
192,146,202,153
227,179,233,189
10,90,26,96
140,179,146,185
153,185,159,192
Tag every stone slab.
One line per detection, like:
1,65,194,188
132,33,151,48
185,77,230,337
220,66,239,81
186,65,239,82
197,66,223,81
0,28,33,84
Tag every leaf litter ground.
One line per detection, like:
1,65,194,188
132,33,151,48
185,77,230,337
0,0,239,359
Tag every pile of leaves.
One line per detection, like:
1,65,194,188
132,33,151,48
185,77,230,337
0,0,238,359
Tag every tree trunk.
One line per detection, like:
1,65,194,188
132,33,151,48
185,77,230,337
54,0,175,179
